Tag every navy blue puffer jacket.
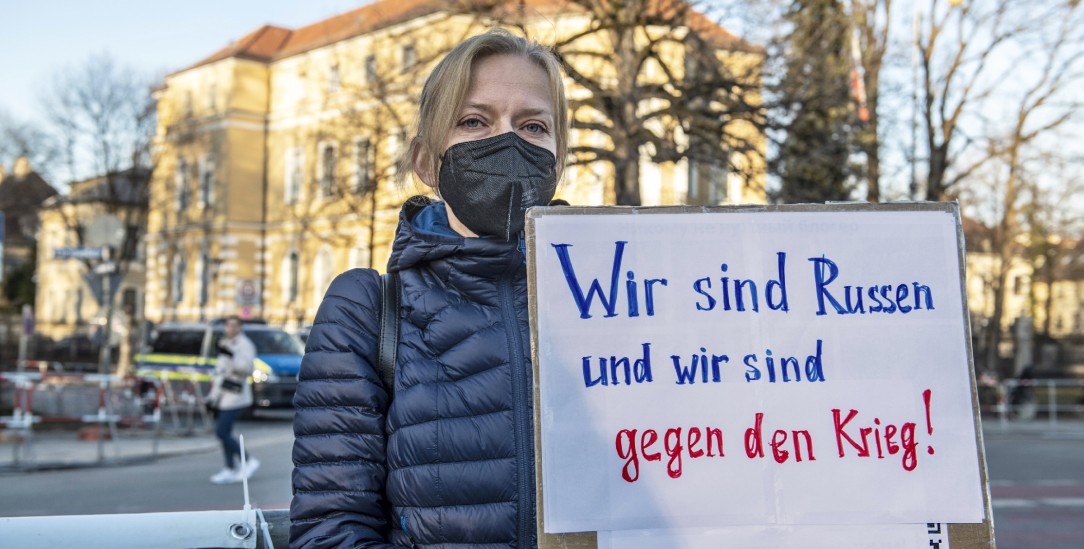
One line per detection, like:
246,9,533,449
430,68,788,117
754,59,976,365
290,197,537,548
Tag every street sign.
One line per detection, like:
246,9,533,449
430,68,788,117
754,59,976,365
84,214,126,248
236,279,260,306
54,247,107,260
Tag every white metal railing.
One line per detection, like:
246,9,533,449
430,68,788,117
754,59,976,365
0,371,163,468
978,377,1084,427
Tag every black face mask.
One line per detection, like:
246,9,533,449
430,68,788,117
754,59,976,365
438,132,557,241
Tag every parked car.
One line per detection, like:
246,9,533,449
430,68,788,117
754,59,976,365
295,325,312,346
135,322,303,409
47,335,101,363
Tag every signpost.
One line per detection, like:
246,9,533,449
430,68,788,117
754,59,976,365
526,203,993,548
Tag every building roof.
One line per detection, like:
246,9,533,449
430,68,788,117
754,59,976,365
43,168,151,208
177,0,755,74
180,0,445,74
0,167,58,247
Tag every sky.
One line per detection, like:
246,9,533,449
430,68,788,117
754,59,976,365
0,0,374,120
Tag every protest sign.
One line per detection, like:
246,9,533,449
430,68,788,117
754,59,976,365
526,203,992,547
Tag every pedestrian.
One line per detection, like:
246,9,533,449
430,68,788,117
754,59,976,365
290,28,569,548
208,316,260,484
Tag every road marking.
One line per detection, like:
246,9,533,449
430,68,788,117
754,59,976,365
993,499,1036,508
990,479,1083,487
1040,498,1084,507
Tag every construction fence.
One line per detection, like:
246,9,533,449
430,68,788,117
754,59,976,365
0,363,217,470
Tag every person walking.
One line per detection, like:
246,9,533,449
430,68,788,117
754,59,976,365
290,29,569,548
208,316,260,484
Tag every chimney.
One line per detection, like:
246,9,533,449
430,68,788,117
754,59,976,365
13,156,31,178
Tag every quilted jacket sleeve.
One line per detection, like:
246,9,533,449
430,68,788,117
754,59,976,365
289,268,407,549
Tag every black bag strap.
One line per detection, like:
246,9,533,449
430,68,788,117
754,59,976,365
377,271,401,392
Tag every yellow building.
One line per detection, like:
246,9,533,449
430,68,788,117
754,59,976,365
36,169,148,344
962,217,1084,375
145,0,766,329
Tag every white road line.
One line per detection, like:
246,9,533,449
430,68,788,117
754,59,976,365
1040,498,1084,507
993,499,1037,509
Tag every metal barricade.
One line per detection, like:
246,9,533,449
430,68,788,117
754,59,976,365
0,370,163,469
979,377,1084,427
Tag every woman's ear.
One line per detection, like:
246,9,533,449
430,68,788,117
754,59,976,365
412,142,435,188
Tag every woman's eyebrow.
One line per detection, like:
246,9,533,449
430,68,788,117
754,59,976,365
515,107,554,120
462,101,496,113
461,102,553,119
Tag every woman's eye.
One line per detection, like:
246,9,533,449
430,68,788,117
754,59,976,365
524,122,547,134
461,117,484,128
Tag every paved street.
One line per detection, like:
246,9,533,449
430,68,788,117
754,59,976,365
0,414,1081,547
0,414,295,516
984,424,1084,548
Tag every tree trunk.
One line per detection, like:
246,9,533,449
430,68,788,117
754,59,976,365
984,257,1008,375
926,145,948,201
613,156,641,206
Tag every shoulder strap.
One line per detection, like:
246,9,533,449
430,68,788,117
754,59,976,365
377,271,401,392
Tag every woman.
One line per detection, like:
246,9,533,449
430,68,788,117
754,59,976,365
290,29,569,548
208,316,259,484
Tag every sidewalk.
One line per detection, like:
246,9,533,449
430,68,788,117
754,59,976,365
0,425,219,472
979,414,1084,439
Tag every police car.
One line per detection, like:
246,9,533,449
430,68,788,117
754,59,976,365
135,320,303,409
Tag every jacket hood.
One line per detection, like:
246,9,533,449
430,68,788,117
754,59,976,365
386,195,523,280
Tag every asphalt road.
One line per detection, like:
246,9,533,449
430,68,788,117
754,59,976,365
0,415,295,517
1,414,1081,548
985,429,1084,548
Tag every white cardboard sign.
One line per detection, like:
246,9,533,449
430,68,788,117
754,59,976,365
529,207,984,534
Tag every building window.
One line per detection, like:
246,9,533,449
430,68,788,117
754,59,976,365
318,142,337,197
352,137,374,193
285,148,303,204
122,288,137,316
365,54,378,83
401,44,416,70
183,91,193,116
688,157,729,205
328,64,341,92
1013,275,1025,296
389,130,406,176
349,242,371,269
283,251,299,305
207,83,217,110
172,254,186,304
176,158,190,210
313,247,333,305
198,252,210,307
199,154,215,208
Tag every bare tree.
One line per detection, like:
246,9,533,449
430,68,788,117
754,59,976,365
950,0,1084,372
914,0,1044,202
0,107,60,180
470,0,766,205
42,53,156,182
849,0,892,202
38,53,156,366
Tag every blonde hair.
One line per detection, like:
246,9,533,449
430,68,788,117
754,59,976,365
402,28,569,186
